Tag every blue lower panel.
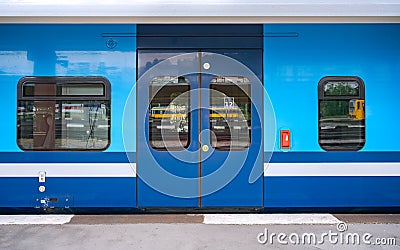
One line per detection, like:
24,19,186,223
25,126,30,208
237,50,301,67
138,179,198,207
202,154,263,207
3,176,399,208
0,177,136,208
264,176,400,207
202,176,262,207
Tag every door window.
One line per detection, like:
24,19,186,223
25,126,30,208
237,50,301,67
210,76,251,151
149,76,190,151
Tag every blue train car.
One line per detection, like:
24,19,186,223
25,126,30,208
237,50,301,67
0,1,399,212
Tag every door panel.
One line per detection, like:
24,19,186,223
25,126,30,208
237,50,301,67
200,50,263,207
137,51,199,207
137,50,263,208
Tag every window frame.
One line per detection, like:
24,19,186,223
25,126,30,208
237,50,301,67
17,76,111,151
18,76,110,101
318,76,365,151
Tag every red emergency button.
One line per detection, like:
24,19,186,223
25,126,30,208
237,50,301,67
280,130,291,150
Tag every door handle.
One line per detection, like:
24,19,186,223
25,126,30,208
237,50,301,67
202,144,209,152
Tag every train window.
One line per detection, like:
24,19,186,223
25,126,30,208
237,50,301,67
318,76,365,151
210,76,251,151
149,76,190,151
17,77,111,151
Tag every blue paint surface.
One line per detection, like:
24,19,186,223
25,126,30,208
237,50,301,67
264,24,400,152
136,50,199,207
0,24,399,209
0,177,136,208
268,151,400,163
1,175,399,208
0,24,137,152
1,151,399,163
264,176,400,207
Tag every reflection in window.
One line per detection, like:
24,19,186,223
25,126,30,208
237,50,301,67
17,77,110,151
323,81,360,96
210,76,251,151
137,51,196,78
318,77,365,151
23,83,105,96
149,76,190,151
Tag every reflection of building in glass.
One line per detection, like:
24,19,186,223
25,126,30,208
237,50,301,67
150,105,189,133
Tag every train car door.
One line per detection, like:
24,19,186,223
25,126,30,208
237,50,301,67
137,50,200,207
200,50,263,207
136,25,263,208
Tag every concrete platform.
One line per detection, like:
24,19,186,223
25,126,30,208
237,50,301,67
1,213,397,225
0,214,399,250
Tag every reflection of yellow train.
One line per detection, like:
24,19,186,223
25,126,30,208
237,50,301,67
349,99,365,120
150,106,241,119
210,107,240,118
150,106,187,119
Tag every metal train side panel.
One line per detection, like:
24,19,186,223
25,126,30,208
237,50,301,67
263,24,400,208
0,24,137,209
1,23,400,211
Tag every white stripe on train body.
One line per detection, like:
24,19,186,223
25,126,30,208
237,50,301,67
0,163,136,177
0,162,399,177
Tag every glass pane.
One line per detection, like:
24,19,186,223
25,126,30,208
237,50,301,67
210,76,251,151
149,76,190,151
23,82,56,97
319,99,365,151
17,100,110,150
58,83,104,96
324,81,359,97
138,51,196,78
23,83,104,97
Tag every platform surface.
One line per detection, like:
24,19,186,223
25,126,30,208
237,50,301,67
0,214,399,249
